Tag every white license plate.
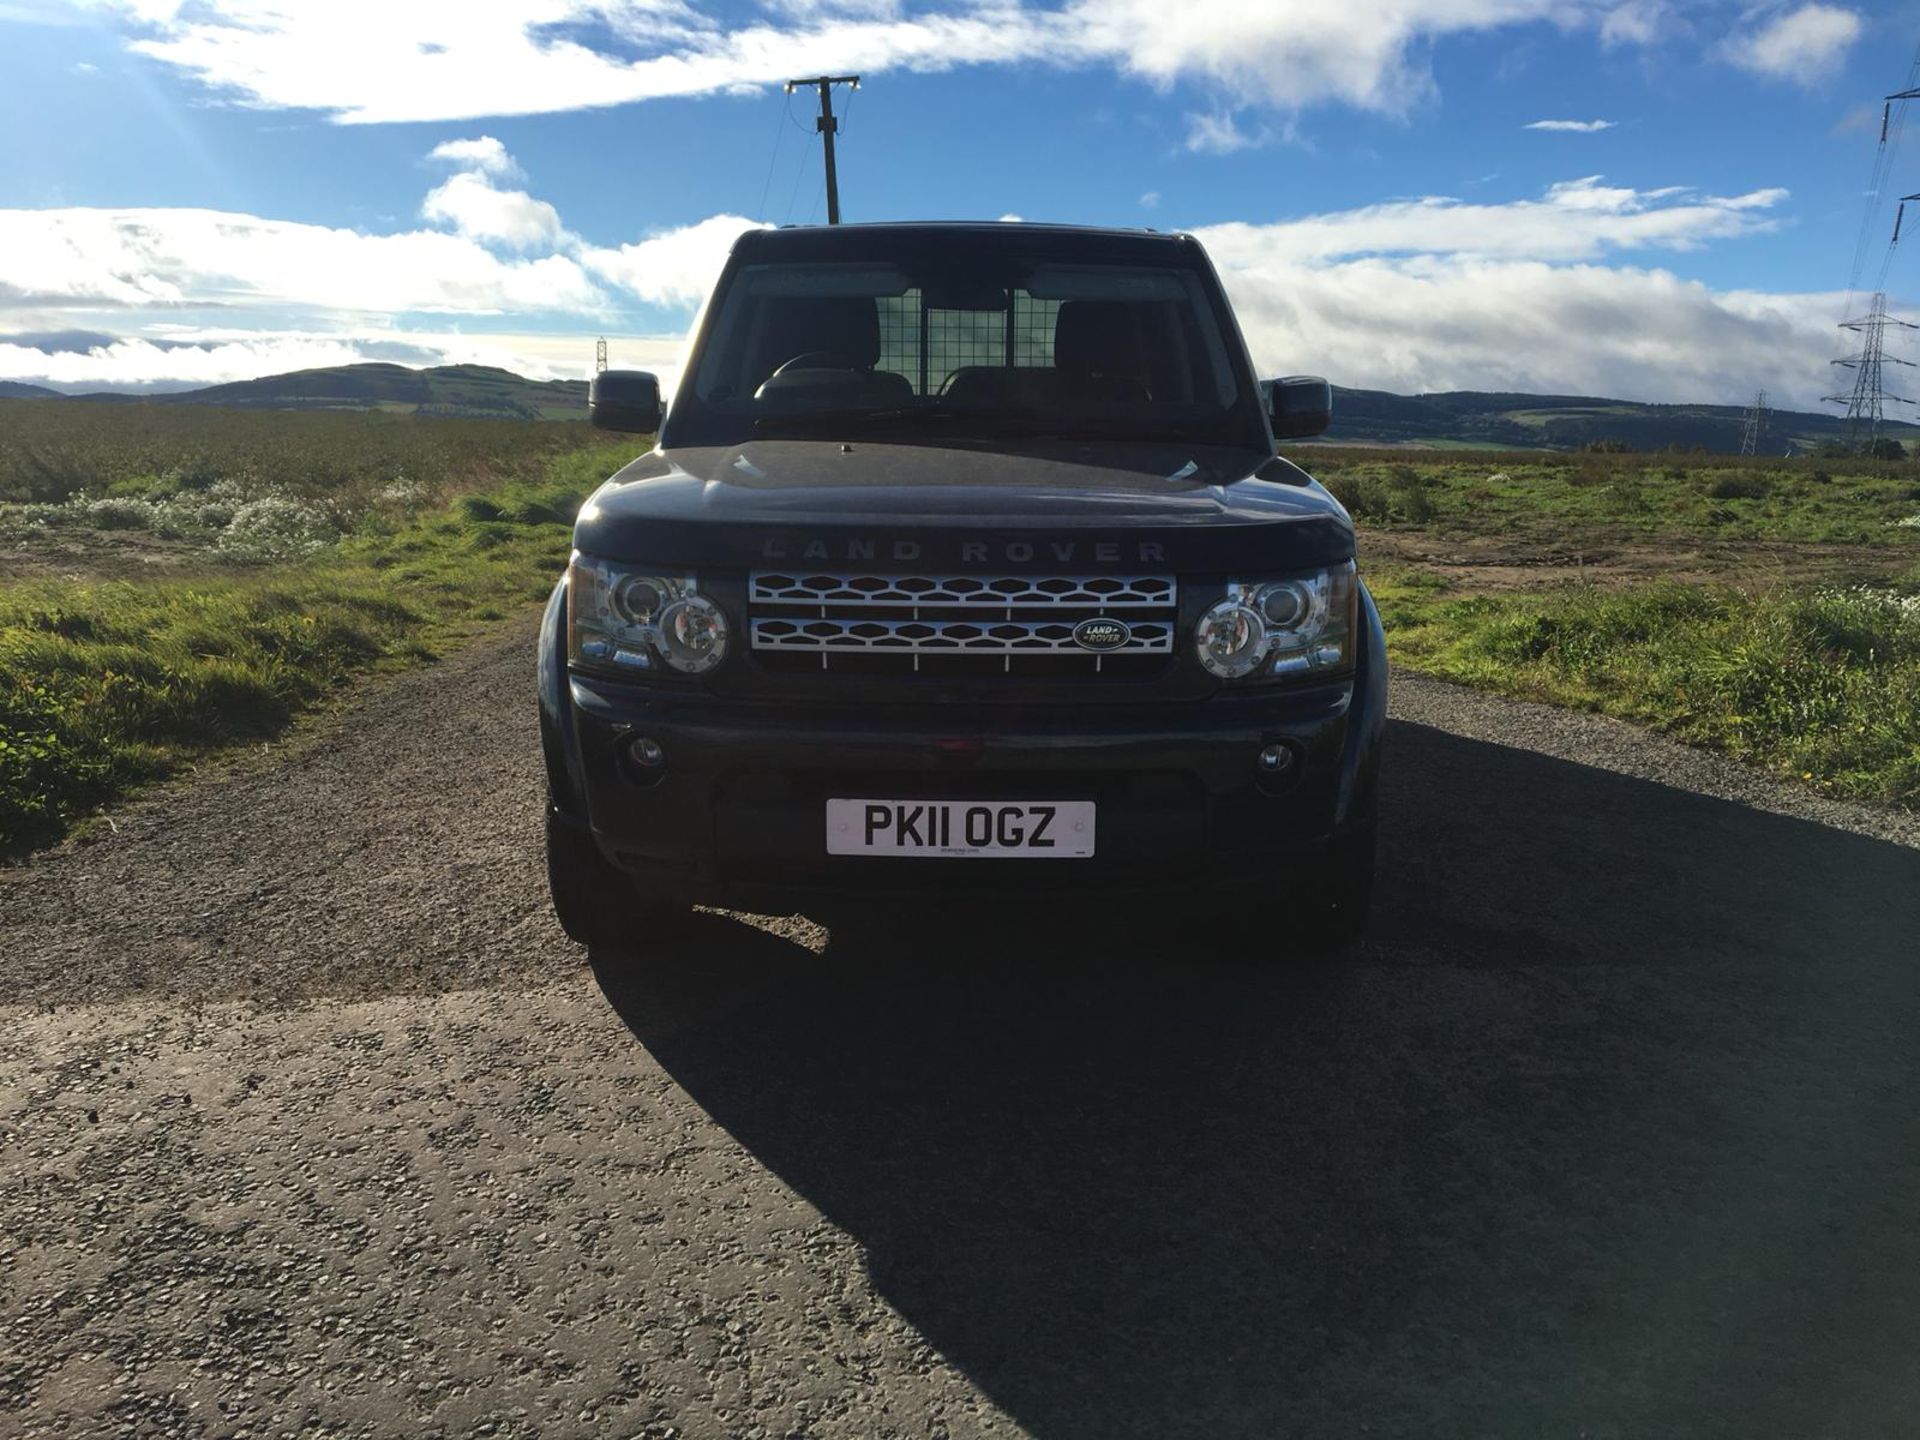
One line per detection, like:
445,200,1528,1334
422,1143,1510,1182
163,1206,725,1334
826,799,1095,858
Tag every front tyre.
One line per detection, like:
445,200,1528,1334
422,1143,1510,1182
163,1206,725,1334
545,808,689,948
1306,824,1376,951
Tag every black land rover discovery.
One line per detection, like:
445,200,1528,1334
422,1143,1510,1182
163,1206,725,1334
538,222,1386,945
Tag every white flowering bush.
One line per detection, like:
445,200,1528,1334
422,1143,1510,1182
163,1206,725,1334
215,497,339,563
83,496,160,530
3,503,78,532
184,499,238,531
1794,584,1920,664
378,477,425,508
0,480,346,560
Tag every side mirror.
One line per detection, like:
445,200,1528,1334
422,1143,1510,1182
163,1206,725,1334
1265,376,1332,440
590,370,663,434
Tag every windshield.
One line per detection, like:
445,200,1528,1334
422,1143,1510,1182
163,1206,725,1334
669,245,1259,449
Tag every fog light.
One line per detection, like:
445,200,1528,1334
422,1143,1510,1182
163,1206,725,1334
1257,744,1294,775
630,736,665,768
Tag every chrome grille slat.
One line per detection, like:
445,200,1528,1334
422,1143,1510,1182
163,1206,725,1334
747,570,1179,675
750,572,1174,609
751,617,1175,655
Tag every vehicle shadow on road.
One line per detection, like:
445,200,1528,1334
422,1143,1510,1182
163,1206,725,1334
592,720,1920,1439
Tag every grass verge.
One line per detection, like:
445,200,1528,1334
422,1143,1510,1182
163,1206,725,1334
0,443,633,855
7,432,1917,853
1374,570,1920,807
1293,448,1920,546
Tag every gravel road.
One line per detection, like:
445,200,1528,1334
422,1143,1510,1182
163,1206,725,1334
5,617,1919,1439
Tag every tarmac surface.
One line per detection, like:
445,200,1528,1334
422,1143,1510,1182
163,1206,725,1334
4,618,1918,1438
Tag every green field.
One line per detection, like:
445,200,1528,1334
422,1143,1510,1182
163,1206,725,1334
0,410,637,853
1290,446,1920,807
0,398,596,508
2,417,1918,854
1297,446,1920,547
1373,574,1920,805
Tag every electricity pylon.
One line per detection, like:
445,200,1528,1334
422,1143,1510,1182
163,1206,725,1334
1739,390,1770,456
1826,292,1919,451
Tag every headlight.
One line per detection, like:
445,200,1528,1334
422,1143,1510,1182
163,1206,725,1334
568,554,730,676
1195,562,1356,681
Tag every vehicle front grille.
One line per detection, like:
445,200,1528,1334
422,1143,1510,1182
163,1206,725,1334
748,571,1179,678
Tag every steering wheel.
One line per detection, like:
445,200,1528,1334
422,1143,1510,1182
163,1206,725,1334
772,351,862,376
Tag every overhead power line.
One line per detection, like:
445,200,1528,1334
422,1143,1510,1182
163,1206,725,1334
1828,43,1920,449
754,90,792,223
1843,43,1920,316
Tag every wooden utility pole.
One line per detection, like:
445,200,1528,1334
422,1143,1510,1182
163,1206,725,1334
786,75,859,224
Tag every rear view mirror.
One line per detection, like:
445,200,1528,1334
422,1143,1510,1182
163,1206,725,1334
1265,376,1332,440
921,279,1009,311
590,370,663,434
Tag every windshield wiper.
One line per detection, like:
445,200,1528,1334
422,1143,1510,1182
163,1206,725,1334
753,405,971,434
750,407,1234,448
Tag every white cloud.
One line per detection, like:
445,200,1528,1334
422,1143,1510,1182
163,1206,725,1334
580,214,767,307
1185,110,1260,154
427,135,521,178
1720,4,1862,82
0,131,762,325
0,206,605,314
0,125,760,388
1187,178,1843,407
100,0,1665,126
758,0,904,18
0,334,409,390
0,1,93,24
0,146,1839,410
1206,249,1842,410
0,328,691,392
1524,118,1617,132
1139,190,1161,208
1599,0,1668,46
1194,177,1786,265
422,171,567,250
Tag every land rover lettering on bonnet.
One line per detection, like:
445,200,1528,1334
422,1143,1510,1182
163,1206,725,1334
538,221,1386,952
758,536,1170,564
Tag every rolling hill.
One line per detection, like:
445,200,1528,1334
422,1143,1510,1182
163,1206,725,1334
0,381,62,400
1326,387,1920,454
9,361,1917,452
66,363,589,420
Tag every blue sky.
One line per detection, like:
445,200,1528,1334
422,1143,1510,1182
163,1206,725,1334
1,0,1915,406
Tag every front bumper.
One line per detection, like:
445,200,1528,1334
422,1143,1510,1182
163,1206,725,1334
560,714,1382,922
539,578,1388,909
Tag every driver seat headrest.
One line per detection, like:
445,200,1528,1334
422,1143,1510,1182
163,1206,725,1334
759,297,883,371
1053,301,1148,380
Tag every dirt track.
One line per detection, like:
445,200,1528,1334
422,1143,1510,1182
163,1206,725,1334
5,617,1919,1439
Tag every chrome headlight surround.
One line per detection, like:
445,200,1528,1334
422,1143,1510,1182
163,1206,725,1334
567,553,730,676
1195,561,1357,682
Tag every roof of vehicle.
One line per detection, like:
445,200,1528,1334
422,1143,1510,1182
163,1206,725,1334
732,221,1198,262
775,220,1173,236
